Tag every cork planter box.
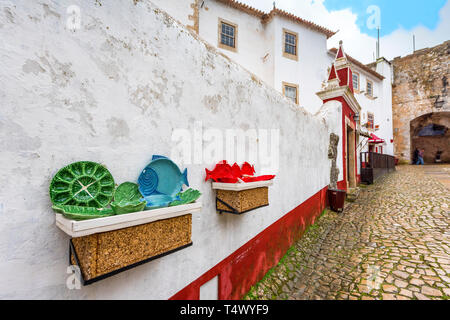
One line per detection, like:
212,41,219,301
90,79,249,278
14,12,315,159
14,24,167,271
212,181,273,214
56,202,202,285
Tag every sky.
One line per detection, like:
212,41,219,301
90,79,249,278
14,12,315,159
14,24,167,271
238,0,450,63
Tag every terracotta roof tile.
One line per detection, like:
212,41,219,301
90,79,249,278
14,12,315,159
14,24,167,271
215,0,336,38
265,8,336,39
216,0,265,18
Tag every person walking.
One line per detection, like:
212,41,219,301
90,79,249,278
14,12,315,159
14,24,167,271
416,149,425,165
412,148,419,165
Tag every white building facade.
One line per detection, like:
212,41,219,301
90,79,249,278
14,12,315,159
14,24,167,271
153,0,334,113
328,50,395,157
152,0,395,157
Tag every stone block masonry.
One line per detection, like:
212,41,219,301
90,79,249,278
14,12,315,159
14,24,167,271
392,41,450,163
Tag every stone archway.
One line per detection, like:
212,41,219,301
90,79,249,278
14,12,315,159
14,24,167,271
410,112,450,163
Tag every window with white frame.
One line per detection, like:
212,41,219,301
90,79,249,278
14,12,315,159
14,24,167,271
285,33,296,55
366,80,373,97
218,19,237,51
283,82,299,104
367,112,374,130
352,72,360,92
283,29,298,60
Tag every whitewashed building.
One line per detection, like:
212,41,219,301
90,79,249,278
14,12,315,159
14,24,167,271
328,50,394,156
152,0,395,156
153,0,334,113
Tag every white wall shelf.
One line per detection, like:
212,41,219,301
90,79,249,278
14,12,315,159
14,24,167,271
211,180,273,191
55,201,202,238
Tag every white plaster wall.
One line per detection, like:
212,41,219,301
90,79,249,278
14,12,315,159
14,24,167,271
273,18,330,114
316,100,344,182
0,0,332,299
152,1,331,113
198,0,275,86
354,70,382,150
374,60,394,156
326,53,395,156
150,0,194,27
355,70,394,156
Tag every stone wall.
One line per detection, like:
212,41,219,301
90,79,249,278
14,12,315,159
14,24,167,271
392,41,450,162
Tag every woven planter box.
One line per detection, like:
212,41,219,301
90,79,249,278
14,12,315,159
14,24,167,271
212,181,273,214
70,214,192,283
56,202,201,285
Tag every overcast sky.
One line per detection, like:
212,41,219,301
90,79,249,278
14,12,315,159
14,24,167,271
238,0,450,64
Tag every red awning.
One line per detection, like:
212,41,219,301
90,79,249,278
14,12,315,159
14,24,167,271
368,133,385,144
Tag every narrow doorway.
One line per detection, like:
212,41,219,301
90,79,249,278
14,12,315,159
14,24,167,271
346,125,356,188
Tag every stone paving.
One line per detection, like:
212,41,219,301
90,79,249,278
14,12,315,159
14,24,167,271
244,165,450,300
424,165,450,190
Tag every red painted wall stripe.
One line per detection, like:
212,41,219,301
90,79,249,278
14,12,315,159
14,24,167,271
170,186,329,300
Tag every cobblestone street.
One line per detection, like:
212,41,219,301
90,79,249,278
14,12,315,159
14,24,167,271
245,165,450,300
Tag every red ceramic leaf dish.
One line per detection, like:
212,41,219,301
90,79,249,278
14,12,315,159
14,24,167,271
241,175,276,182
205,160,275,183
241,162,256,176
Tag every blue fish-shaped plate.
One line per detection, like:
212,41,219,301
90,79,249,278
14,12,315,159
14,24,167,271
142,194,178,210
138,155,189,198
138,167,158,197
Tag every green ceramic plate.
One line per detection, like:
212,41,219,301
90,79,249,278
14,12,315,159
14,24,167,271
114,182,143,203
53,205,115,220
110,182,146,214
169,188,201,207
49,161,115,208
110,199,147,215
